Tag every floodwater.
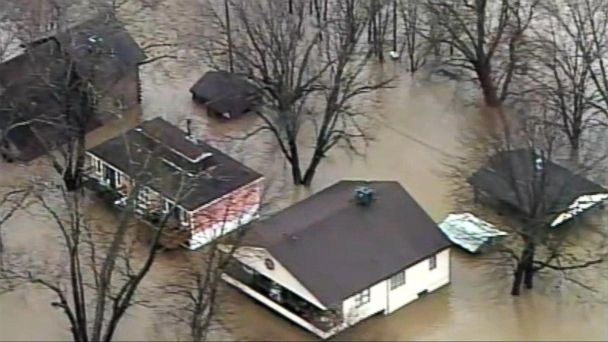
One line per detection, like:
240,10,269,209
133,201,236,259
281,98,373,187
1,0,608,341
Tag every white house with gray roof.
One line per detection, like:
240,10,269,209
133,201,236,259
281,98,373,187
221,180,452,339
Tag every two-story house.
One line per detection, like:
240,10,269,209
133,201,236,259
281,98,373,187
86,117,264,250
221,180,452,339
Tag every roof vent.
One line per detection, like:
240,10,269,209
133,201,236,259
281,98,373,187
354,186,374,206
534,156,544,172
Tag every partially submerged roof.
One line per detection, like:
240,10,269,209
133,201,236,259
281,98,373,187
438,213,507,253
468,149,607,219
190,71,257,116
241,180,452,306
53,13,146,88
0,13,144,161
88,117,263,210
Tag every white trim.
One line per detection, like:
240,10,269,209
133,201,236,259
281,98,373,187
221,274,345,339
187,204,260,250
191,177,264,214
87,154,264,217
550,193,608,227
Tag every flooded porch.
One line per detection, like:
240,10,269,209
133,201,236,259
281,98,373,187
1,0,608,341
222,261,345,339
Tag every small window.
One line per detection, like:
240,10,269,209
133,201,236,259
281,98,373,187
95,159,102,173
116,172,122,186
163,200,173,213
429,254,437,270
179,208,189,225
354,289,370,308
390,271,406,290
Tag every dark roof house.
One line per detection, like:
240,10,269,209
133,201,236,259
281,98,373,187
0,13,145,161
242,180,451,306
223,180,452,338
88,117,263,210
468,148,608,226
189,71,258,119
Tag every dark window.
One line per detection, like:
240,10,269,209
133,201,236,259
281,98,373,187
429,254,437,270
390,271,406,290
354,289,371,307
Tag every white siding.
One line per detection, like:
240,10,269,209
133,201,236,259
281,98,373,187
342,280,388,326
231,247,327,310
342,248,451,325
386,248,450,314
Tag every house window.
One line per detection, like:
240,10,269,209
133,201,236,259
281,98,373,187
95,159,102,174
390,271,406,290
179,207,189,226
163,199,173,213
138,188,150,207
116,172,122,187
429,254,437,270
354,289,370,308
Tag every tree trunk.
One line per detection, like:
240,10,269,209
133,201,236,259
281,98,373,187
511,262,524,296
224,0,234,73
524,243,536,289
288,140,303,185
302,152,323,186
477,63,500,108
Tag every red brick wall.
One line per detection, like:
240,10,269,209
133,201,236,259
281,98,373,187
191,179,262,235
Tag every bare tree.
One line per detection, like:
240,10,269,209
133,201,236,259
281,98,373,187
1,0,176,190
447,109,607,297
421,0,539,113
0,136,201,342
200,0,391,186
523,2,605,156
398,0,428,73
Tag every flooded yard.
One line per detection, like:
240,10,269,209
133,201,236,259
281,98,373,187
1,0,608,340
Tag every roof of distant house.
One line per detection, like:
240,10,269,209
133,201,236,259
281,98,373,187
88,117,263,210
241,180,452,306
190,71,258,116
0,13,145,161
468,148,607,217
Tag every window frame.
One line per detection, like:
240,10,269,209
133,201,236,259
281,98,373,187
429,254,437,270
390,271,406,290
354,288,371,308
95,159,102,174
115,172,122,187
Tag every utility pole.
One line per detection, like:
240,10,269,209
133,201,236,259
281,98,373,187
393,0,398,52
224,0,234,73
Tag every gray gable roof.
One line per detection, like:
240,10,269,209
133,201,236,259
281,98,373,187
468,149,607,218
242,180,452,306
88,117,263,210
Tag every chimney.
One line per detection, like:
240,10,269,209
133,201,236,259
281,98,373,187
354,186,374,206
186,119,192,137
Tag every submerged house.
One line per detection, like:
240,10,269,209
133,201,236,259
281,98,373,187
86,117,264,250
468,148,608,228
189,71,258,120
221,180,452,339
0,13,145,162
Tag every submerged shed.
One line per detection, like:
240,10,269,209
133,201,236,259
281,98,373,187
189,71,258,120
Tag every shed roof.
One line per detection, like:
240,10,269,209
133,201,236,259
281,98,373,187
88,117,263,210
241,180,452,306
468,149,607,219
190,71,257,116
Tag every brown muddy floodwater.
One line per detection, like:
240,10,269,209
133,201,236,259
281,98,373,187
2,1,608,340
